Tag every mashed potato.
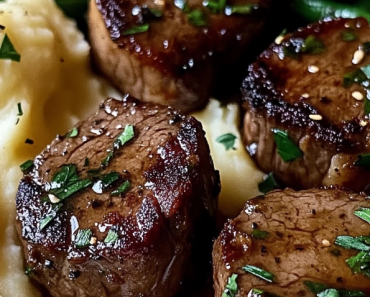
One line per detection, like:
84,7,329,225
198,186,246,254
0,0,263,296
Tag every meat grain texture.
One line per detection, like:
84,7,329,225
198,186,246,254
15,97,220,297
89,0,274,113
242,17,370,191
213,188,370,296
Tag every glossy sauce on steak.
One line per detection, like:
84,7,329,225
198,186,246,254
242,17,370,191
213,188,370,296
15,96,220,297
88,0,273,112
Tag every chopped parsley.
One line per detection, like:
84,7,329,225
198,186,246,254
252,229,269,240
102,151,114,167
66,127,78,138
362,42,370,55
334,235,370,251
122,24,149,35
111,180,130,196
242,265,274,283
0,33,21,62
346,251,370,278
304,281,365,296
203,0,226,14
258,172,280,194
187,9,207,27
272,129,302,162
216,133,237,151
20,159,34,174
17,102,23,116
222,274,238,297
341,30,357,42
75,229,92,248
39,204,63,230
225,4,253,15
301,35,325,54
317,289,339,297
354,208,370,225
104,229,119,244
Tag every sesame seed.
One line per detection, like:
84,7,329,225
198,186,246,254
360,120,368,126
48,194,60,204
352,91,364,100
309,114,322,121
322,239,331,247
352,49,365,65
275,35,284,45
301,93,309,98
90,237,97,245
308,65,319,73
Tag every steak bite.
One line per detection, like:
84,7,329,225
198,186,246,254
242,17,370,191
15,96,220,297
88,0,273,113
213,188,370,296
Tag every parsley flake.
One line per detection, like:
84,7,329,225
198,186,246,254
225,4,253,15
75,229,92,248
258,172,280,194
122,24,149,35
0,33,21,62
111,180,130,196
20,159,34,174
272,129,302,162
317,289,339,297
104,229,119,244
66,127,78,138
216,133,237,151
252,229,269,239
242,265,274,283
335,235,370,251
341,30,357,42
222,274,238,297
354,208,370,225
187,9,207,27
39,204,63,230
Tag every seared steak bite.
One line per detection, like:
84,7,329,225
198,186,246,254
88,0,273,113
213,188,370,296
15,96,220,297
242,17,370,191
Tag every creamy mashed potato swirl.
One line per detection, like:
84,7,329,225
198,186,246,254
0,1,263,296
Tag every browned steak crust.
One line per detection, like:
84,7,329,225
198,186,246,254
242,17,370,191
89,0,273,112
16,97,220,297
213,188,370,296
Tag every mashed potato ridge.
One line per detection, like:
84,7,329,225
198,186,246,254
0,1,263,296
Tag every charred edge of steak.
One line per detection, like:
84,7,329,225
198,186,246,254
242,61,367,152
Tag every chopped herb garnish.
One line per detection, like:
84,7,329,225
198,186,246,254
39,204,62,230
203,0,226,14
20,159,34,173
361,64,370,80
50,179,92,200
346,251,370,278
25,266,33,276
216,133,237,151
354,208,370,225
102,151,114,167
301,35,325,54
147,7,163,18
341,30,357,42
114,125,135,149
17,102,23,116
317,289,339,297
25,138,34,145
122,24,149,35
111,180,130,196
258,172,280,194
0,33,21,62
222,274,238,297
242,265,274,283
75,229,92,248
252,229,269,239
104,229,119,244
48,164,92,200
187,9,207,27
87,168,102,176
335,235,370,251
225,4,253,15
84,157,89,167
272,129,302,162
343,69,368,88
66,127,78,138
101,171,120,187
304,281,328,294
